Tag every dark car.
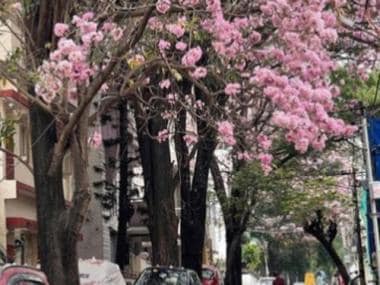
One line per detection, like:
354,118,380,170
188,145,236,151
134,266,201,285
201,266,222,285
0,264,49,285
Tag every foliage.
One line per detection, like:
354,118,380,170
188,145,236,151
331,69,380,124
0,117,16,146
266,235,335,282
242,242,264,272
332,69,379,105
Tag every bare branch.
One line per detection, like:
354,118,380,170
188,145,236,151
0,147,33,174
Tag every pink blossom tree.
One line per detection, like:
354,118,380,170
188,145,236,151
0,2,153,284
134,0,360,282
0,0,378,284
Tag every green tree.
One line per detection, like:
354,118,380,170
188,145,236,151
242,242,263,272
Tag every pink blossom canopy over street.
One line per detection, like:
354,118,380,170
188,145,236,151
34,0,380,172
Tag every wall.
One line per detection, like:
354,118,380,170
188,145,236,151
5,195,36,220
0,180,17,250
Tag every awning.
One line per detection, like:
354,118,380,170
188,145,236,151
6,217,37,233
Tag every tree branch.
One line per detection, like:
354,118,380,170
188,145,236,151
0,60,54,115
48,6,154,176
0,146,33,174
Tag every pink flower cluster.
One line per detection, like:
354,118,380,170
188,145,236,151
194,0,358,171
217,121,236,146
179,0,199,6
157,129,170,143
88,131,102,148
190,67,207,79
148,0,361,172
156,0,171,14
35,13,123,104
183,134,198,145
258,153,273,175
166,23,185,38
159,79,171,89
224,83,241,96
181,46,203,66
257,134,272,151
54,23,69,37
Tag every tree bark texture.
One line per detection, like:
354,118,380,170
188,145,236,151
179,81,219,276
30,105,67,284
135,106,179,266
116,99,132,270
181,129,216,275
320,237,350,284
174,108,190,267
225,229,243,285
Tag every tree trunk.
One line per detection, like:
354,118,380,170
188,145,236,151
225,228,243,285
64,109,92,285
30,107,65,283
181,132,215,275
135,107,179,266
25,1,83,284
116,99,131,270
304,217,350,285
320,238,350,284
180,82,226,276
29,105,71,285
174,108,191,267
211,157,251,285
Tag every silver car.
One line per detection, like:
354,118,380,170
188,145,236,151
134,266,202,285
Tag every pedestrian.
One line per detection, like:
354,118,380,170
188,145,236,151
273,272,285,285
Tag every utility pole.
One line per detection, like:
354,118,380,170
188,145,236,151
362,117,380,282
352,167,366,285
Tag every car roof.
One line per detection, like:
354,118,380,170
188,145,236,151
0,264,44,274
144,266,189,272
259,277,275,280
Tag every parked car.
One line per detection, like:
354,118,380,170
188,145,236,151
134,266,202,285
0,264,49,285
201,266,222,285
242,272,257,285
258,276,276,285
79,258,125,285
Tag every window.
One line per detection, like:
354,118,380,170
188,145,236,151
19,115,30,160
201,269,214,280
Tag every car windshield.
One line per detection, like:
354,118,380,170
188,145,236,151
9,275,45,285
135,268,188,285
201,269,214,279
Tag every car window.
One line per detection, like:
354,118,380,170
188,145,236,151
12,280,44,285
189,271,201,285
202,269,214,280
